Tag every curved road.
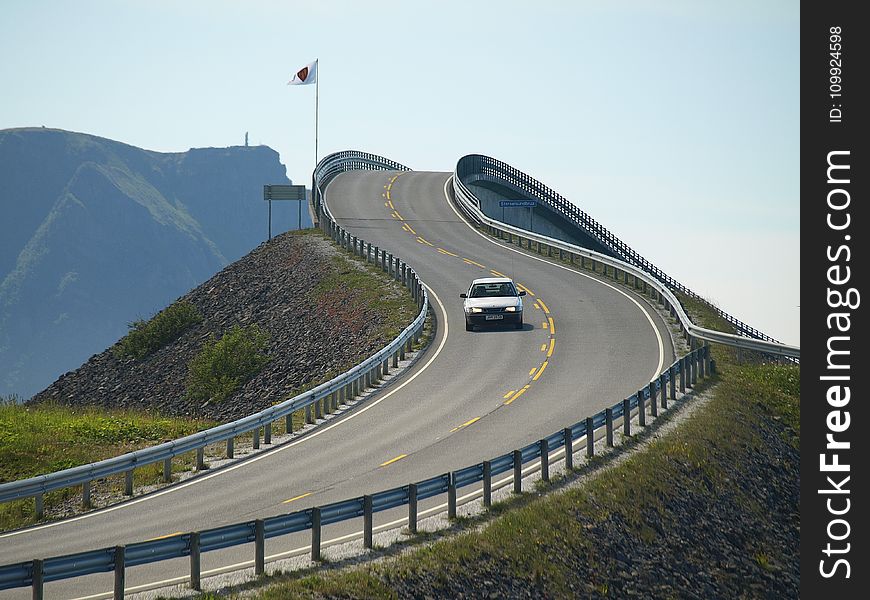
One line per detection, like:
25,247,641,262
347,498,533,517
0,170,674,599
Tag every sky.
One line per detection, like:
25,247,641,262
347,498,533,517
0,0,799,346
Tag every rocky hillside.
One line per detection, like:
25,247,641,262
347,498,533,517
29,230,411,423
0,127,311,399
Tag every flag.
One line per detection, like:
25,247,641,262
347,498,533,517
288,60,317,85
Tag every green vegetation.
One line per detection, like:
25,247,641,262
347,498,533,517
114,301,202,360
185,325,270,403
215,291,799,599
0,398,214,530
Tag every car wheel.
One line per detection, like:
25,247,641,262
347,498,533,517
465,320,474,331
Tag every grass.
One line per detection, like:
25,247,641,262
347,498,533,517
113,300,202,360
0,399,215,530
224,285,799,599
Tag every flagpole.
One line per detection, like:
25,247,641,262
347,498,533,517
314,60,319,166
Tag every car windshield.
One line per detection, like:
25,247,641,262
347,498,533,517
469,282,517,298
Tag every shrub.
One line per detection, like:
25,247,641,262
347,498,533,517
185,325,270,403
114,301,202,360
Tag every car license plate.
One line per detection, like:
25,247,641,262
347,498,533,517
485,314,504,320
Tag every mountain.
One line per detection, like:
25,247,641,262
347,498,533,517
0,127,310,399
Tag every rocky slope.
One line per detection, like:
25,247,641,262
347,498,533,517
30,231,413,422
0,127,310,399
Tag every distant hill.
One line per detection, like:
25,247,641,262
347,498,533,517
0,127,310,399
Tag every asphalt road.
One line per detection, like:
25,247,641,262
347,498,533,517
0,170,675,599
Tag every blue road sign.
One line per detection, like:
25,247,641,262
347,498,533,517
499,200,538,207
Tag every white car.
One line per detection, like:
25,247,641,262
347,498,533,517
460,277,526,331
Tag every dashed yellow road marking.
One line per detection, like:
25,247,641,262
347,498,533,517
386,190,391,200
548,317,555,334
542,321,549,329
450,416,481,432
387,200,394,209
283,492,313,504
533,302,540,310
533,361,548,381
437,248,459,257
146,531,183,542
537,298,550,314
402,223,417,234
490,270,506,277
463,258,486,268
540,343,547,352
529,367,537,376
503,390,515,399
504,385,530,405
391,210,403,220
380,454,408,467
547,338,555,357
416,237,434,246
516,283,535,296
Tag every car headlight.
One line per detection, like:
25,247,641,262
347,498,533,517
470,307,483,313
504,306,516,312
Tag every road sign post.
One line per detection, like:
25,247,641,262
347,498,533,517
263,184,307,240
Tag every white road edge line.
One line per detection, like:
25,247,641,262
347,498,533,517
443,175,665,380
0,267,450,540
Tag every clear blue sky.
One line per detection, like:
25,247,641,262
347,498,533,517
1,0,799,345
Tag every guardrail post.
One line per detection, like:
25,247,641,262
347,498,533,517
649,381,658,417
679,358,687,393
196,447,205,470
265,422,272,444
82,480,91,508
163,458,172,483
392,350,399,369
315,397,323,420
255,519,265,575
691,351,698,386
113,545,125,600
513,450,522,493
668,366,676,404
31,558,44,600
637,390,646,427
305,404,313,425
581,418,592,458
189,531,201,590
311,507,321,561
539,439,549,482
253,428,260,450
408,483,418,534
483,461,492,508
363,495,373,549
564,427,574,470
34,494,44,519
622,398,631,437
447,473,457,519
124,470,133,496
228,437,236,458
606,408,614,446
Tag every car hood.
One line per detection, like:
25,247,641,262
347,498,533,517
464,297,522,310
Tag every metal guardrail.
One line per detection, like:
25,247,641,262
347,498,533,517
2,346,712,596
0,152,428,516
453,154,799,360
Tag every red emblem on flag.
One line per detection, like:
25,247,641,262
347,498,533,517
297,67,309,82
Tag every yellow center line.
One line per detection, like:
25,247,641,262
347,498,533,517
542,321,549,329
533,302,540,310
380,454,408,467
450,416,481,432
387,200,395,209
416,237,434,246
503,390,515,399
517,283,535,296
529,367,537,376
392,210,403,220
540,343,547,352
283,492,313,504
504,385,530,405
437,248,459,257
146,531,183,542
547,338,555,357
386,190,391,200
537,298,550,314
463,258,486,268
548,317,555,334
403,223,418,235
490,270,506,277
533,361,549,381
